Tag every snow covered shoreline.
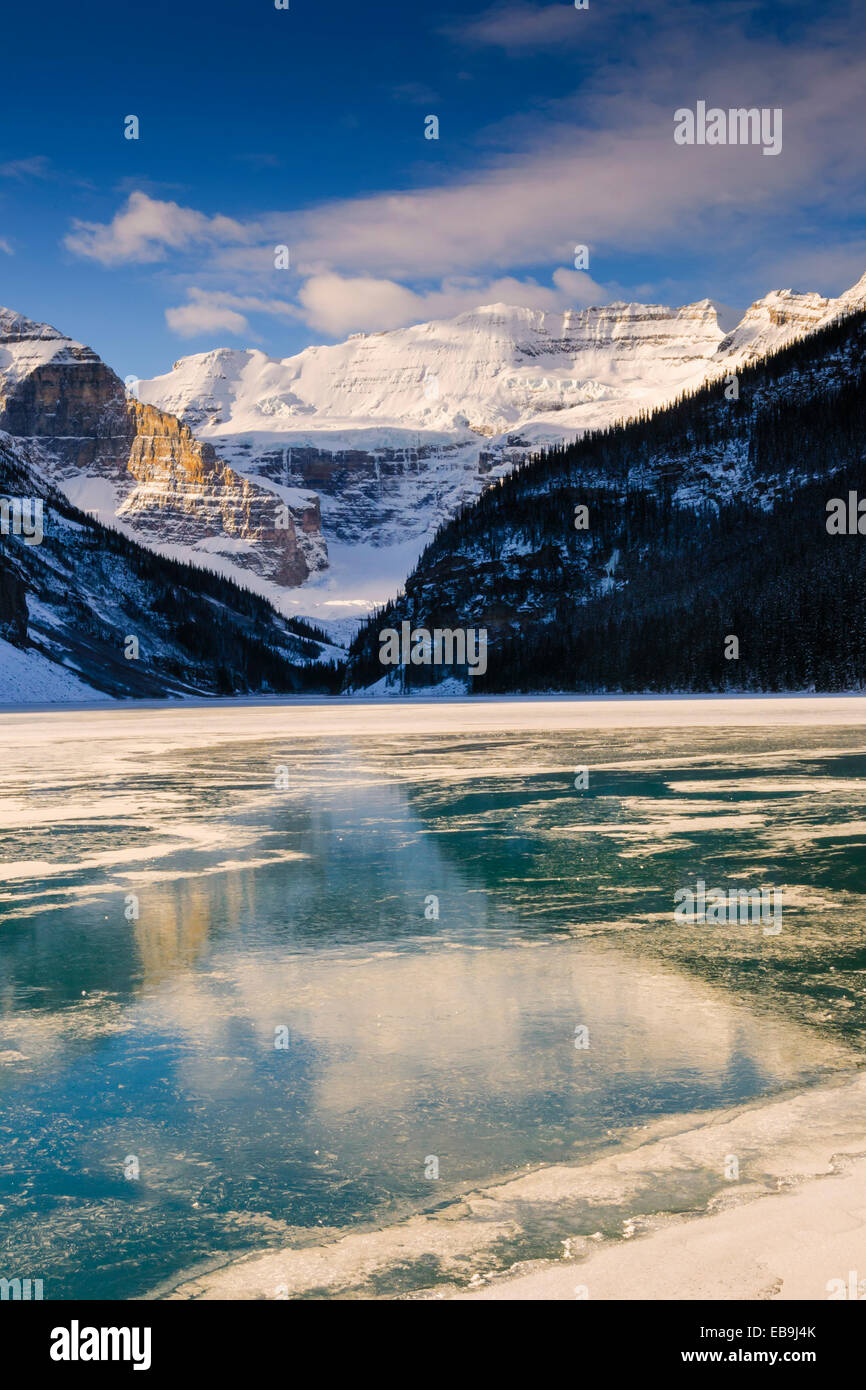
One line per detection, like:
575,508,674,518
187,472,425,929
4,690,866,723
156,1068,866,1302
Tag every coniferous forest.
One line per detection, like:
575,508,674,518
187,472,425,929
346,308,866,694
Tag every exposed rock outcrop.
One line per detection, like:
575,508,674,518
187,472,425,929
0,309,327,590
0,427,335,699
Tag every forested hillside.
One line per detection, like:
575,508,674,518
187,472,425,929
0,432,341,699
346,309,866,693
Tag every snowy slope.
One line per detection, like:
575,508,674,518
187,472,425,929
140,299,728,438
0,309,102,386
142,276,866,441
0,634,99,704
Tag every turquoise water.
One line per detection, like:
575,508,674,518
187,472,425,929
1,702,865,1299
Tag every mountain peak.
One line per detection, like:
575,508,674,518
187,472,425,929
0,307,100,388
837,269,866,306
0,306,68,343
714,271,866,358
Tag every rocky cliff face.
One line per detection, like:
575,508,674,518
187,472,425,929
119,400,322,586
717,287,851,359
0,309,327,593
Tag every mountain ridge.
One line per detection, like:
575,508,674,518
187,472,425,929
142,275,866,440
136,271,866,619
3,271,864,629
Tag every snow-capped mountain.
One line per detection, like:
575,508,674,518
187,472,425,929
3,276,862,634
142,300,729,441
139,273,866,620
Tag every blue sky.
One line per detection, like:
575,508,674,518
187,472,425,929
1,0,864,378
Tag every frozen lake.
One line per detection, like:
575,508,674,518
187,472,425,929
2,697,866,1298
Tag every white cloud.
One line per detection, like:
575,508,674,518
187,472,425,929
65,191,253,266
278,55,866,284
166,301,251,338
164,272,611,340
297,275,420,335
195,49,865,298
62,24,866,340
296,269,610,335
0,238,13,256
445,2,586,51
165,288,300,338
0,156,51,180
